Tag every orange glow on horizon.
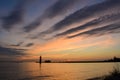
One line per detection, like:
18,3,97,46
24,35,116,61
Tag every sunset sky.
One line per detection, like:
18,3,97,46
0,0,120,61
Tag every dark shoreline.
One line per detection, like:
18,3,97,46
0,61,120,63
1,57,120,63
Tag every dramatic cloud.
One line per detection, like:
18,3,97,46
55,13,120,37
0,0,120,61
25,43,34,47
23,0,79,32
0,46,25,56
38,0,120,36
67,23,120,38
1,0,26,31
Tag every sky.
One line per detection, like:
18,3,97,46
0,0,120,61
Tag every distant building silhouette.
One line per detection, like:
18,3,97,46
44,60,51,63
113,56,120,62
105,56,120,62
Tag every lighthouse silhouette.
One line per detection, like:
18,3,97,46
39,56,42,64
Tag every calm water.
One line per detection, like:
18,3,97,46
0,62,120,80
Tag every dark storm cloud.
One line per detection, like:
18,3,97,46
67,23,120,38
39,0,120,36
1,0,26,31
25,43,34,47
10,42,23,47
23,0,79,32
55,13,120,37
0,46,25,56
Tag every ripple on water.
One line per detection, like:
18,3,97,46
19,75,52,80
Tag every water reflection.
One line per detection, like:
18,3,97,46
0,62,120,80
39,63,41,71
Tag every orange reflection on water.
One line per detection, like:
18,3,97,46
18,62,118,80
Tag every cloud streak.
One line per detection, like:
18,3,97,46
23,17,42,32
23,0,79,32
25,43,34,47
0,46,25,56
67,23,120,38
38,0,120,36
55,13,120,37
1,0,26,31
43,0,80,18
10,42,23,47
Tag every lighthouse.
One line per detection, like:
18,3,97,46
39,56,42,64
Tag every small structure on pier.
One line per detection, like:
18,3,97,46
44,60,51,63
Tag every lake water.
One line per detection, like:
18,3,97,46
0,62,120,80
